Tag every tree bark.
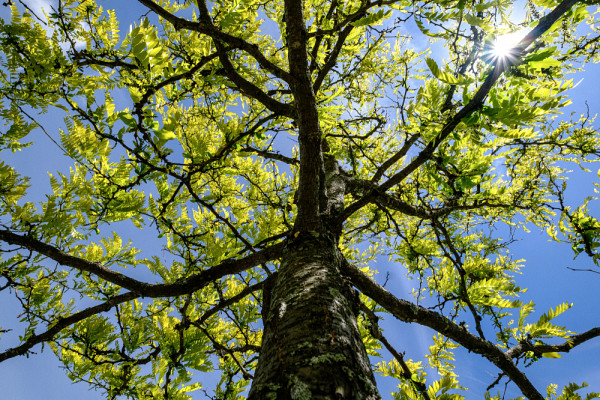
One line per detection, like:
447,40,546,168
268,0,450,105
248,232,381,399
284,0,326,233
247,0,382,395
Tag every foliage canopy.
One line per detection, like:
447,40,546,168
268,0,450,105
1,0,600,398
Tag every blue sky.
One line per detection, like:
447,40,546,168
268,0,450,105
1,0,600,398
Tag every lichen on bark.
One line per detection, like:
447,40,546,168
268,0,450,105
248,232,381,399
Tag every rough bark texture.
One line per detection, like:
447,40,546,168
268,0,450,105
248,232,381,400
247,0,381,395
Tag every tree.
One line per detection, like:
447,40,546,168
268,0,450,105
1,0,600,398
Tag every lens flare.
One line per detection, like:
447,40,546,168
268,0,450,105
490,30,527,61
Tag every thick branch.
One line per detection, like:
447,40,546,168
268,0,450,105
0,234,281,364
215,47,295,118
371,134,419,183
339,0,580,223
341,261,544,400
135,0,294,118
136,0,292,83
285,0,325,231
0,229,284,297
345,176,515,219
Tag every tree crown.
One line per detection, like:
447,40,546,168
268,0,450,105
1,0,600,398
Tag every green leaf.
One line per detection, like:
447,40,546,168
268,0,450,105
118,112,137,128
426,57,442,78
492,127,537,139
541,352,562,359
464,13,486,28
528,58,561,69
524,47,557,62
426,58,472,85
155,129,177,142
351,9,392,27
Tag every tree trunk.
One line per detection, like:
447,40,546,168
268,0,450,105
248,231,381,400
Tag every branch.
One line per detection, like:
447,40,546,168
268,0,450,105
361,304,431,400
240,147,299,165
566,267,600,274
73,52,138,70
313,25,354,94
137,51,223,106
134,0,294,118
0,229,284,297
215,45,296,118
341,261,545,400
312,0,407,94
135,0,292,83
345,177,516,219
0,291,138,362
345,178,430,217
371,134,420,183
339,0,581,223
284,0,326,231
190,274,276,327
505,327,600,359
0,233,282,363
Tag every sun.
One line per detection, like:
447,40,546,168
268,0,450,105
490,30,527,61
